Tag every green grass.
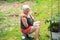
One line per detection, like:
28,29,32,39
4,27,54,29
0,26,21,40
0,0,59,40
6,0,16,3
31,0,58,40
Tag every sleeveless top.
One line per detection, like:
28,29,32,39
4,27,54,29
20,15,34,29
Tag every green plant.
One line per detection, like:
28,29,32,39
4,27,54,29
6,0,16,3
18,0,26,3
46,16,60,32
0,17,5,23
0,12,6,17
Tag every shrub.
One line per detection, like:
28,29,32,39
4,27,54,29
6,0,16,3
49,16,60,32
18,0,26,3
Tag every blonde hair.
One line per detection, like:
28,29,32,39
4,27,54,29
22,5,30,12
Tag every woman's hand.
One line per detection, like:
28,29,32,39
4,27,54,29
34,11,37,16
33,21,40,27
34,11,37,21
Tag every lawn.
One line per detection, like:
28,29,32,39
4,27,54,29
0,0,59,40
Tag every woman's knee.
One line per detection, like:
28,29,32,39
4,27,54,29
31,26,39,31
35,27,39,30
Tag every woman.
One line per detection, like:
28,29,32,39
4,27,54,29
20,5,40,40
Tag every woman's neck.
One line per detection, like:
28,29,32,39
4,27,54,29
24,13,30,18
24,13,30,16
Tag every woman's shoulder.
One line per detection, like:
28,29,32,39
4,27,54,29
21,14,26,18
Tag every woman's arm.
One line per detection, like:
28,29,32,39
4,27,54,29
32,11,37,22
31,16,36,22
22,16,28,28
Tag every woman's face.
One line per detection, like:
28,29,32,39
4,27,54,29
24,8,30,14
